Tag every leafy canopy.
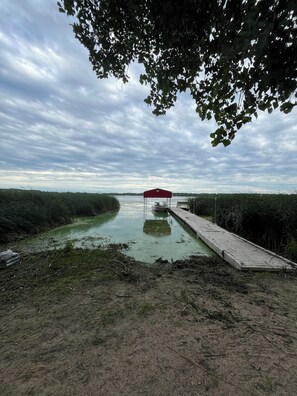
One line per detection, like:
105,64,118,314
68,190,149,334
58,0,297,146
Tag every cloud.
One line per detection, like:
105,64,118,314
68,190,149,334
0,0,296,193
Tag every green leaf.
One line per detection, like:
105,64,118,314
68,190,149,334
223,139,231,147
60,0,297,146
280,102,295,114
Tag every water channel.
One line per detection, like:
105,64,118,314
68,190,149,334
17,196,214,263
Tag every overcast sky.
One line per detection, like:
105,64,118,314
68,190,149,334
0,0,296,194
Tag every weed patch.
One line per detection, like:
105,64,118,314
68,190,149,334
204,308,241,325
137,300,155,317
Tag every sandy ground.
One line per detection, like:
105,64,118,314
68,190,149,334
1,248,297,395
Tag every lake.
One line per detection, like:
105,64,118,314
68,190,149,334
17,195,214,263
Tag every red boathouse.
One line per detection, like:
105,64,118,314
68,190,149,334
143,188,172,207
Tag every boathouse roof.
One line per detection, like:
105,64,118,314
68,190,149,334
143,188,172,198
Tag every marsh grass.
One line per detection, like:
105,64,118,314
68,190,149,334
189,193,297,259
286,236,297,261
0,189,119,243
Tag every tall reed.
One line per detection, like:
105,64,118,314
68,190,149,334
0,189,119,243
189,193,297,260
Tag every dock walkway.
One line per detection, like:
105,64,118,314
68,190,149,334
170,207,297,271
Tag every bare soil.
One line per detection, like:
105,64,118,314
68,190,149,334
1,248,297,395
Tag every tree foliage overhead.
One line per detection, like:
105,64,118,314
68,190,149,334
59,0,297,146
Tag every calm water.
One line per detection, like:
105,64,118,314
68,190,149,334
16,196,214,263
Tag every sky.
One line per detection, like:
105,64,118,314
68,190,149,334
0,1,296,194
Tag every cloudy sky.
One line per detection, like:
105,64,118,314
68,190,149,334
0,0,296,194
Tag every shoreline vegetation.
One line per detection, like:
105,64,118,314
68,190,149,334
189,193,297,261
1,189,296,262
0,189,119,244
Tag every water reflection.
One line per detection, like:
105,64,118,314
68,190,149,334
143,208,172,236
15,195,214,262
143,219,171,236
152,211,169,219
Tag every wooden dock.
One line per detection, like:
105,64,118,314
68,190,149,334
170,207,297,271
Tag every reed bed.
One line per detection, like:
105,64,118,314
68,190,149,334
0,189,119,243
189,194,297,260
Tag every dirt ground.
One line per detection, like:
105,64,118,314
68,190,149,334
1,247,297,395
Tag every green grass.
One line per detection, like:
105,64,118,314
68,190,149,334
0,189,119,243
0,248,128,305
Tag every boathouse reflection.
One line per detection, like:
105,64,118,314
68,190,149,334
143,218,171,236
